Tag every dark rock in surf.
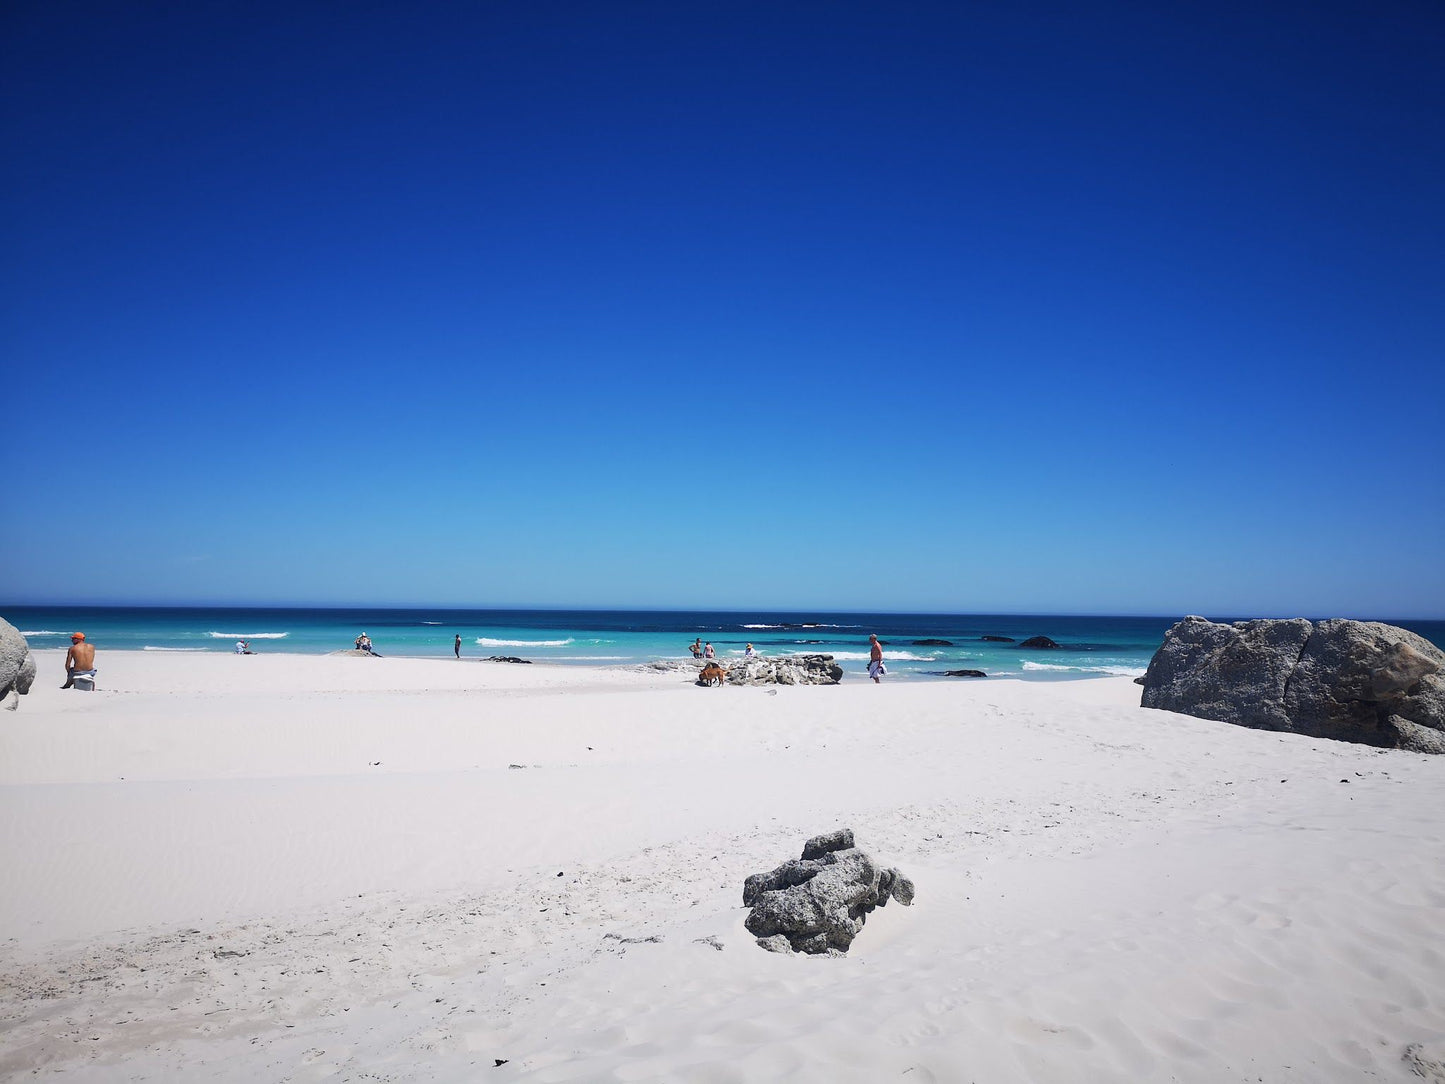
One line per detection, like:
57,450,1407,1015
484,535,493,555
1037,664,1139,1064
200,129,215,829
943,669,987,678
981,635,1016,642
1019,636,1060,650
912,639,954,647
486,655,533,664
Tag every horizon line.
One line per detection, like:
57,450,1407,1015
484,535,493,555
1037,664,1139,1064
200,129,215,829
3,601,1443,623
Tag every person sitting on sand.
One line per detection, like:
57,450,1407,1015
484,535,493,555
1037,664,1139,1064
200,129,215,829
357,633,374,654
62,632,96,689
235,639,255,655
868,633,885,683
703,642,715,659
689,638,703,658
699,661,727,687
744,643,756,658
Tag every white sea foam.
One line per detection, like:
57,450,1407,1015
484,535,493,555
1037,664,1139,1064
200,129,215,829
813,650,939,662
421,621,443,625
143,646,205,652
476,637,574,648
740,623,862,630
1021,661,1146,677
20,630,67,636
208,632,289,639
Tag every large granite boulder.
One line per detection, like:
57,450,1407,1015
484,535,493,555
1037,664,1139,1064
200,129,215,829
1141,616,1445,753
743,829,914,954
1,617,37,711
724,654,844,686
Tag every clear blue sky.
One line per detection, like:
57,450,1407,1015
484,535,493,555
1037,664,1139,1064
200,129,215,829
3,1,1442,617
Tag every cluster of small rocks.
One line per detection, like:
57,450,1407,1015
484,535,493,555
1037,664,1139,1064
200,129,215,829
725,654,844,686
743,829,914,955
0,618,37,711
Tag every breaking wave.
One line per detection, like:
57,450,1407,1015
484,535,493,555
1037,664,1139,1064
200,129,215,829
476,637,574,647
740,623,862,630
208,631,289,639
20,630,66,636
1021,661,1146,677
812,650,939,662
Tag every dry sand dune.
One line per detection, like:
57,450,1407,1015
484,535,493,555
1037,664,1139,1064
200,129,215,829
2,650,1443,1081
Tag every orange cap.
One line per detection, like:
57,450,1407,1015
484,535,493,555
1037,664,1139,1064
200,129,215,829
71,632,85,641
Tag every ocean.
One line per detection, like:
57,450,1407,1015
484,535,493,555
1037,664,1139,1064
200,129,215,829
5,606,1443,682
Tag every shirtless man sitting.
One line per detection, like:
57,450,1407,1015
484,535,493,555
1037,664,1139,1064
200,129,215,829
63,632,96,688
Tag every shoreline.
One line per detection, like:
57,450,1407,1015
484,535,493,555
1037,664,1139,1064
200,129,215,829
20,645,1136,685
3,606,1213,680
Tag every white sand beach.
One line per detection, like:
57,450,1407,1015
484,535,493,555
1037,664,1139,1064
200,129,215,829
3,650,1443,1082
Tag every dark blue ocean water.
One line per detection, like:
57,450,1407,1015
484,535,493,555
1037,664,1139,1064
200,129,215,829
5,606,1442,681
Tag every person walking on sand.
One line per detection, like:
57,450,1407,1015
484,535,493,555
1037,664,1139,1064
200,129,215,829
454,634,462,659
62,632,96,688
868,634,885,683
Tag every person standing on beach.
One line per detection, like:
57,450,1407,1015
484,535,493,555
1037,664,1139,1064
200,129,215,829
868,634,885,683
454,634,462,659
690,638,703,658
703,642,715,659
62,632,95,688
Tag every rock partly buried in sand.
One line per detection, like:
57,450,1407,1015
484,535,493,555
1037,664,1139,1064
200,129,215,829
743,829,914,954
725,654,843,686
486,655,532,664
1140,616,1445,753
1018,636,1060,649
0,617,37,711
943,669,987,678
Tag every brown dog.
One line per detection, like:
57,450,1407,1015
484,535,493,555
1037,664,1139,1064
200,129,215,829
698,663,728,687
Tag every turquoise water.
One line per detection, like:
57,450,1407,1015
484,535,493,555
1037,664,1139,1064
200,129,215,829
6,606,1443,682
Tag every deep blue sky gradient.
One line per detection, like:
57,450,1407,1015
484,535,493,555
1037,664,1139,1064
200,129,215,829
3,1,1442,615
